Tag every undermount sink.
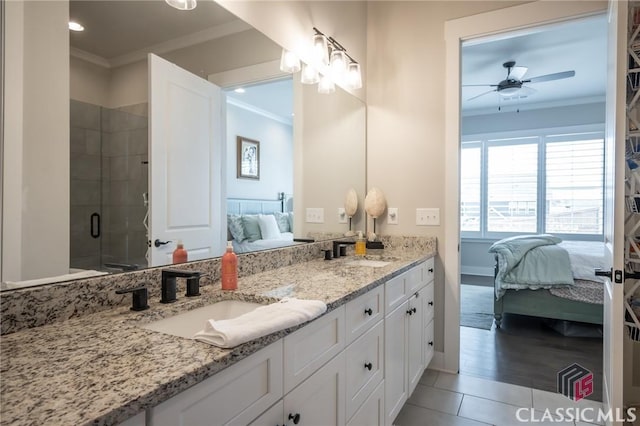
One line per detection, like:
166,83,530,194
345,259,392,268
142,300,263,339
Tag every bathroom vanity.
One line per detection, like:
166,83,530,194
0,239,435,426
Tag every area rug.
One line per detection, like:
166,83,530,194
460,284,494,330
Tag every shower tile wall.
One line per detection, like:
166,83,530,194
69,100,148,272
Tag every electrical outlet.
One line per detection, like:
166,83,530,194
416,208,440,226
387,208,398,225
337,208,347,224
305,208,325,223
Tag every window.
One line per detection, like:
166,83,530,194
460,129,604,239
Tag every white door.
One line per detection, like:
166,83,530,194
149,54,224,267
602,0,626,421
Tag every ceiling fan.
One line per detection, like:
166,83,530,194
464,60,576,102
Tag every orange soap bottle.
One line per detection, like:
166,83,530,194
172,240,188,264
221,241,238,291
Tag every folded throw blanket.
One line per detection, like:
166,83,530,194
489,234,574,299
193,297,327,348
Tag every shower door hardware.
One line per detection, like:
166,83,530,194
90,213,101,239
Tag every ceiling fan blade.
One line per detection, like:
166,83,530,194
523,70,575,83
467,89,496,101
509,66,528,80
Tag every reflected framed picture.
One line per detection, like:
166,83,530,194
237,136,260,180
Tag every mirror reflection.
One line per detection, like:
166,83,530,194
1,0,366,290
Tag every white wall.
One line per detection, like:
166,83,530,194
3,0,70,281
70,56,110,107
226,102,293,200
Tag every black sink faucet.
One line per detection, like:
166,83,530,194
161,269,202,303
333,240,356,259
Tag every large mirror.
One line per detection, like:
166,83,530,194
1,0,366,290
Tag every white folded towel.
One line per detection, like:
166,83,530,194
193,297,327,348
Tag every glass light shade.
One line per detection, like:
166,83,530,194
165,0,197,10
318,75,335,94
301,63,320,85
312,34,329,65
346,63,362,90
279,49,301,73
330,49,347,77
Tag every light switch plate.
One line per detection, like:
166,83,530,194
416,208,440,226
305,208,324,223
387,208,398,225
338,208,347,224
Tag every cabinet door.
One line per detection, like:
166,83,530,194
406,263,425,295
284,306,345,393
284,352,346,426
149,341,283,426
347,381,384,426
424,318,435,368
385,271,406,313
345,285,384,345
384,302,408,426
345,320,384,420
250,401,284,426
422,282,434,324
407,293,424,396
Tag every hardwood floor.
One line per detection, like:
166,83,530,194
460,313,603,401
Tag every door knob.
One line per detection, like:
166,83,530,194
154,239,172,248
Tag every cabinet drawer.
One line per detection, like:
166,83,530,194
149,341,283,426
406,262,426,295
347,381,384,426
346,285,384,344
249,401,283,426
284,306,345,393
345,320,384,420
424,318,434,368
385,271,406,313
423,282,434,323
424,257,435,284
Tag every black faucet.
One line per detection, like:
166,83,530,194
332,240,356,259
161,269,202,303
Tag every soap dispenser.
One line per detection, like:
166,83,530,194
172,240,188,264
221,241,238,290
355,231,366,256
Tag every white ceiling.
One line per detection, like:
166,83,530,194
461,14,607,115
225,79,294,123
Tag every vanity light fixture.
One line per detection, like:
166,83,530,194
165,0,197,11
318,74,335,94
68,21,84,31
279,49,301,73
301,63,320,84
312,31,330,65
347,63,362,90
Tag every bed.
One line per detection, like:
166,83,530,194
491,235,605,328
227,195,303,254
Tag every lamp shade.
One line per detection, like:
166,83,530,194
301,63,320,85
312,33,329,65
344,188,358,217
364,188,386,218
318,74,335,94
330,49,347,78
280,49,301,73
346,63,362,90
165,0,197,10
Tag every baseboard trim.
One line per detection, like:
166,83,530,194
427,351,454,373
461,266,494,277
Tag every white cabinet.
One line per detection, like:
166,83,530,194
148,341,283,426
119,411,145,426
345,320,384,420
422,281,435,368
345,285,384,345
347,381,385,426
250,401,284,426
284,307,345,393
283,352,346,426
384,260,432,426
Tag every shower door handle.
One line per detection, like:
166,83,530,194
90,213,101,239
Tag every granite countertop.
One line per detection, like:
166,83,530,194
0,249,435,426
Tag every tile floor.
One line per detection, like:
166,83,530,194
395,369,607,426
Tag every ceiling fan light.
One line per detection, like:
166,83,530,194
498,87,521,97
165,0,197,10
280,49,301,73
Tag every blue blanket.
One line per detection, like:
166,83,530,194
489,234,575,299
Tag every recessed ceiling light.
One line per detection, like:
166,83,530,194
69,21,84,32
234,88,246,94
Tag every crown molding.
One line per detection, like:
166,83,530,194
227,96,292,126
70,47,110,68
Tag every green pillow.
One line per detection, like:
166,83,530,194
241,215,262,242
274,212,291,233
227,214,245,242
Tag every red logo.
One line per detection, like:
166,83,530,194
557,363,593,401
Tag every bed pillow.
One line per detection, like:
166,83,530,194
288,212,294,232
258,214,281,240
274,211,291,233
241,215,262,242
227,214,246,242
